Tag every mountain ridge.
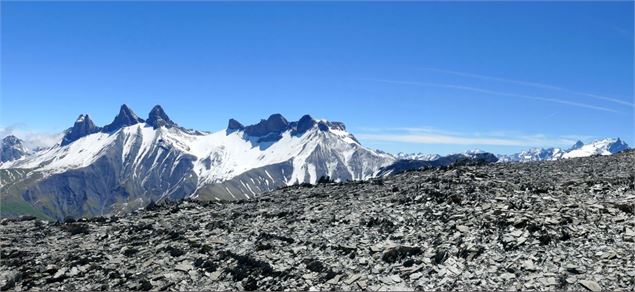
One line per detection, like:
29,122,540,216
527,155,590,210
1,104,630,220
394,138,630,164
0,105,395,219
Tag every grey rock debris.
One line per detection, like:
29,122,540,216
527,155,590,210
1,150,633,290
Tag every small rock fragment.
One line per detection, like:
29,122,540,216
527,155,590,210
579,280,602,292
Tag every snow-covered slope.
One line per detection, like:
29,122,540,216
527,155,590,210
2,116,392,187
497,138,629,162
562,138,629,159
395,152,441,161
394,149,491,162
0,105,395,219
497,147,566,163
392,138,629,165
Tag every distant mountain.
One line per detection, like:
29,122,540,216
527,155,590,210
496,147,566,163
497,138,629,162
0,135,29,163
392,138,629,165
377,152,499,176
380,138,630,175
395,152,441,161
562,138,629,158
0,105,394,219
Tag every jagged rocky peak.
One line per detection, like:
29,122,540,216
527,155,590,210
608,138,629,153
244,113,290,137
568,140,584,151
2,135,22,146
265,114,289,132
102,104,145,132
227,118,244,132
147,105,176,129
296,114,316,133
396,152,442,161
236,113,348,137
318,120,346,132
1,135,29,162
61,114,100,146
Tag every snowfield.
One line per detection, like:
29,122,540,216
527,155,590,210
1,121,394,189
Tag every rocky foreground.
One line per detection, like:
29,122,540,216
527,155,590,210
1,151,634,291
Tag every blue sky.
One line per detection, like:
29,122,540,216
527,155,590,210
1,2,633,154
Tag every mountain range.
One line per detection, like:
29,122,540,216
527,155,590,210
0,105,395,219
496,138,629,162
0,104,629,219
383,138,629,175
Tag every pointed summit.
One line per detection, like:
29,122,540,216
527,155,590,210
296,114,316,133
61,114,100,146
2,135,23,146
568,140,584,152
147,105,176,129
607,138,629,153
244,114,289,137
227,118,244,132
1,135,29,162
102,104,145,132
264,114,289,132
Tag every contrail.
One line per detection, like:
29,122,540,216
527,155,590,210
371,79,619,113
419,68,635,108
356,133,578,147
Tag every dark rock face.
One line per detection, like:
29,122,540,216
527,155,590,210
377,152,499,176
12,127,199,220
227,119,244,132
324,121,346,131
102,104,145,132
608,138,629,153
1,151,633,291
296,115,316,134
146,105,176,129
455,152,499,164
1,108,388,220
194,162,295,201
232,113,350,139
238,114,351,143
264,114,289,133
1,135,22,147
61,115,100,146
0,135,28,162
531,148,560,160
568,140,584,152
244,114,289,137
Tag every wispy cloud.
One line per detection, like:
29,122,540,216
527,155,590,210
359,126,468,137
420,68,635,108
541,112,558,120
355,126,596,147
0,125,63,149
420,68,560,90
371,79,620,113
356,132,577,147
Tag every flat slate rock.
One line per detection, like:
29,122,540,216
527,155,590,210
1,150,634,291
579,280,603,291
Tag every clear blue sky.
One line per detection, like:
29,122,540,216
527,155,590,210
1,2,633,154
